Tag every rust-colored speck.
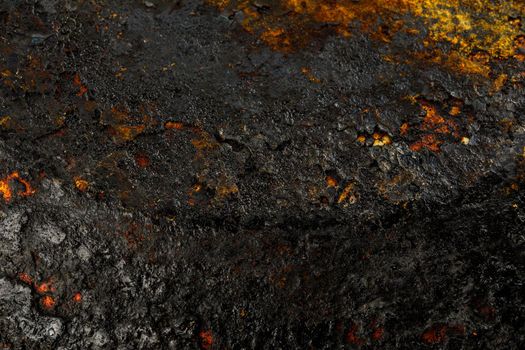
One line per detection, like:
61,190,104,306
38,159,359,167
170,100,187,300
165,121,184,130
18,272,32,285
134,153,151,168
326,176,338,188
36,281,54,294
40,295,55,310
345,323,365,345
72,292,82,303
421,324,447,344
199,329,213,350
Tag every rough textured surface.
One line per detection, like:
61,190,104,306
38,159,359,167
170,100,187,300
0,0,524,349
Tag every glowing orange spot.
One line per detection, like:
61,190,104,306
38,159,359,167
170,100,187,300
18,273,32,285
74,178,89,192
422,324,447,344
0,172,36,202
36,281,54,294
357,135,366,144
40,295,55,310
199,330,213,350
326,176,338,188
165,121,184,130
72,292,82,303
449,106,461,116
134,153,150,168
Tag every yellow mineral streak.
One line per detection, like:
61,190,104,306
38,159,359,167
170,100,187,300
208,0,525,73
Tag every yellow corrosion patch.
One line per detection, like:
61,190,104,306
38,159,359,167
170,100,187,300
111,125,145,142
337,182,357,204
74,177,89,192
208,0,525,73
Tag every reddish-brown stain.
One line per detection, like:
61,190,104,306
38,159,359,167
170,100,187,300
421,324,447,344
199,329,213,350
73,73,88,97
134,153,151,168
372,327,384,341
345,323,365,345
18,272,33,285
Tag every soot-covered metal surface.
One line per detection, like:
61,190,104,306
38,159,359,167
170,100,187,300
0,0,524,349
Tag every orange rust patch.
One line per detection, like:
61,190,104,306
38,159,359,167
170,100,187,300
199,329,213,350
409,100,463,152
0,171,36,203
74,178,89,192
338,182,357,204
40,295,55,310
326,175,338,188
72,292,82,303
400,122,409,136
18,272,33,285
165,121,184,130
372,132,392,147
449,106,461,116
410,134,442,152
35,280,55,294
